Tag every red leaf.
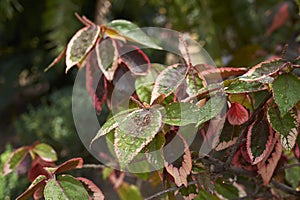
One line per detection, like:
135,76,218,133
77,177,104,200
28,157,54,182
257,133,282,185
266,2,291,36
164,134,192,187
119,45,150,75
227,102,249,125
232,144,257,171
53,158,83,174
86,49,107,113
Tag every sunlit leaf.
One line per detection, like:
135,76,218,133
225,79,267,94
114,108,162,168
44,174,89,200
150,64,187,105
246,118,275,165
162,102,200,126
3,146,29,175
77,177,104,200
95,38,118,81
119,45,150,75
164,135,192,187
117,182,143,200
227,102,249,125
16,175,47,200
53,158,83,174
272,73,300,116
32,143,57,162
66,25,100,73
106,20,161,50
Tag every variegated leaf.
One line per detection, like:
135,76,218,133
225,79,267,94
3,146,29,175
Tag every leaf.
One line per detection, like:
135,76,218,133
150,64,187,105
186,68,205,96
239,58,286,82
44,48,66,72
144,132,165,170
285,164,300,189
227,102,249,125
114,108,162,168
257,134,282,185
119,45,150,75
194,189,219,200
90,108,139,146
28,157,54,182
53,158,83,174
86,49,107,113
16,175,47,200
215,120,238,151
66,25,100,73
228,93,252,109
201,67,247,83
268,105,298,150
44,174,89,200
95,38,118,81
135,64,164,104
162,102,200,126
215,180,239,200
272,73,300,116
246,119,275,165
77,177,104,200
225,79,267,94
106,20,161,50
164,135,192,187
3,146,29,175
117,182,143,200
32,143,57,162
196,96,226,127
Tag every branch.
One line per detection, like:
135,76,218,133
225,92,272,168
82,164,106,169
144,180,198,200
271,179,300,197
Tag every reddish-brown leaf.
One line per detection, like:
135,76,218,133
16,175,47,200
227,102,249,125
53,158,83,174
232,144,257,171
28,157,54,182
77,177,104,200
164,134,192,187
257,133,282,185
119,45,151,75
201,67,247,83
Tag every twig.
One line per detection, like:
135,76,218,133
225,93,272,168
145,180,198,200
82,163,106,169
271,179,300,197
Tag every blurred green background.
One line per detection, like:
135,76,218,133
0,0,299,198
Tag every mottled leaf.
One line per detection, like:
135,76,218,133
16,175,47,200
95,38,118,81
272,73,300,116
135,64,164,104
164,135,192,187
53,158,83,174
186,68,205,96
77,177,104,200
44,174,89,200
227,102,249,125
246,119,275,165
267,105,298,150
151,64,187,105
32,143,57,162
119,45,150,75
225,79,267,94
117,182,143,200
144,132,165,170
162,102,200,126
114,108,162,168
66,25,100,73
3,146,29,175
106,20,161,50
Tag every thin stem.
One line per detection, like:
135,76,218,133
129,96,145,109
82,164,106,169
271,179,300,197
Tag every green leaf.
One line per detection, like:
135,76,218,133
90,108,139,145
106,20,161,50
215,181,239,200
144,132,165,170
225,79,267,94
151,64,187,104
285,165,300,189
16,175,47,200
44,174,89,200
114,108,162,168
3,146,29,175
162,102,200,126
196,96,226,127
186,69,205,96
194,189,219,200
135,64,164,104
102,167,114,180
272,73,300,116
95,38,118,81
117,182,143,200
267,106,298,150
66,25,100,73
32,143,57,162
